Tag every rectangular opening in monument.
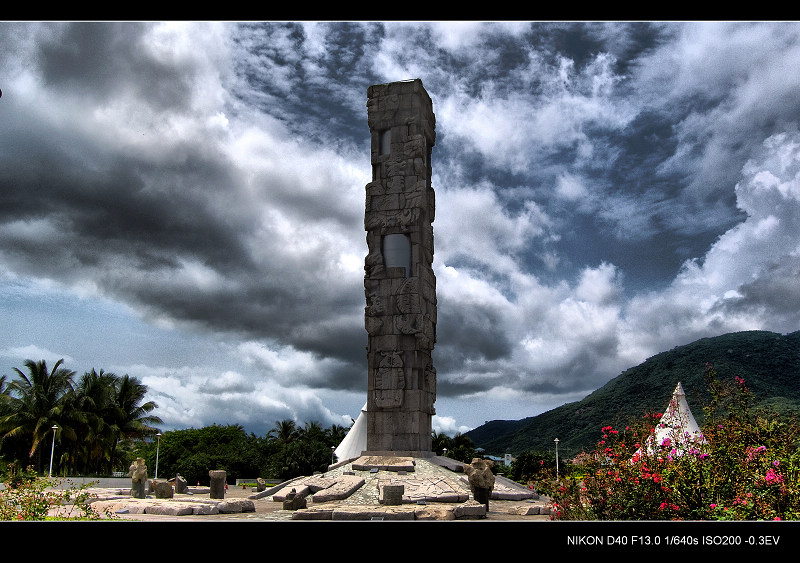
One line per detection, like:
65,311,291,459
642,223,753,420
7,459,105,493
382,233,411,277
379,129,391,155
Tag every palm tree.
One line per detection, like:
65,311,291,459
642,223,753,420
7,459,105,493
297,421,326,441
107,374,161,472
431,430,453,456
268,419,297,444
449,432,478,463
0,359,76,473
69,369,119,474
0,374,10,415
326,424,348,446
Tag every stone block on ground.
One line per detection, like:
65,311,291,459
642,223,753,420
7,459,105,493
190,503,220,515
429,456,465,472
380,484,404,505
492,489,534,500
291,507,335,520
173,474,188,494
414,505,456,520
217,498,255,513
330,506,416,521
453,499,487,519
145,503,194,516
271,484,311,502
123,503,148,514
351,456,415,472
281,490,307,510
209,470,227,499
490,475,537,500
508,504,542,516
152,479,174,499
301,475,338,493
311,475,365,502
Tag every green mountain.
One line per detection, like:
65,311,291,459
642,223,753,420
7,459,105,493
466,330,800,458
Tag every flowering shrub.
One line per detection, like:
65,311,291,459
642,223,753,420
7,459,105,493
538,366,800,520
0,464,110,520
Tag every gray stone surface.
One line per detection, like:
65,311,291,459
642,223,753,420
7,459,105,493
209,470,226,499
310,475,365,503
85,493,257,517
381,484,404,505
74,457,550,521
271,484,311,502
351,455,415,472
218,498,255,513
173,473,188,494
152,479,174,499
377,474,469,504
364,79,438,456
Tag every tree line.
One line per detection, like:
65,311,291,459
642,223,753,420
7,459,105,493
0,357,486,485
137,423,483,486
0,359,161,476
133,420,351,485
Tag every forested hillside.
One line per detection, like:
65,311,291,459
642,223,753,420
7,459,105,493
467,330,800,457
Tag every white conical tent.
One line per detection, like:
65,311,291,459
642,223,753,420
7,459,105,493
333,402,367,462
638,382,705,456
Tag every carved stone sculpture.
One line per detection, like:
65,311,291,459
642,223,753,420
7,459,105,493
209,469,226,499
364,79,437,456
174,472,188,494
464,458,495,511
152,479,174,499
129,457,147,498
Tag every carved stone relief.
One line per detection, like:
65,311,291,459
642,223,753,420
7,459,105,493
374,350,405,409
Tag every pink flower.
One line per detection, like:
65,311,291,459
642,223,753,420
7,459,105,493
764,468,784,484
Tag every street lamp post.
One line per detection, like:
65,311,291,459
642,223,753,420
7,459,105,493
155,432,162,479
49,425,59,477
554,438,560,478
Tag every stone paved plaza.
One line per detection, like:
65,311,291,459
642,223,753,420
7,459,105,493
72,456,552,521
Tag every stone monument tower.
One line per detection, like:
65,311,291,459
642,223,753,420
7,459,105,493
363,79,437,456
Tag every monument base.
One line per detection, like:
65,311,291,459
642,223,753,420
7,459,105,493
361,450,434,458
351,453,441,473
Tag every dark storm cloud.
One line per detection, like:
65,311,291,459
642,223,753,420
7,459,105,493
36,22,195,111
3,21,800,433
717,259,800,327
0,23,369,387
435,301,514,365
230,22,383,145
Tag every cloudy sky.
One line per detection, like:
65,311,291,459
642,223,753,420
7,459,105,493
2,22,800,437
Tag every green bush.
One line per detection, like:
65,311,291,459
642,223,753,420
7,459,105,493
0,464,111,520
